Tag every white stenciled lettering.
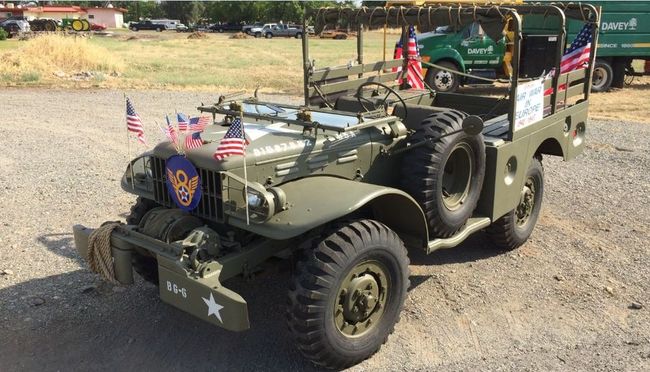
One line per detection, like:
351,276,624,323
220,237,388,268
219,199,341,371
166,280,188,299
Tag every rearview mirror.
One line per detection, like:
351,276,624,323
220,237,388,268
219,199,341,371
462,115,484,136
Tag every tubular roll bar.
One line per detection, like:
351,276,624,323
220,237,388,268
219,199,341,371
298,4,599,139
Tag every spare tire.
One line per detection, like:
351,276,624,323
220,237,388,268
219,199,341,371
401,110,486,238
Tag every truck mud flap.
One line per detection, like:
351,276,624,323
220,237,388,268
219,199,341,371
158,264,250,332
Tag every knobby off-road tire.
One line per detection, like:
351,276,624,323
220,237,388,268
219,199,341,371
287,220,410,369
401,111,486,238
487,157,544,250
126,197,160,284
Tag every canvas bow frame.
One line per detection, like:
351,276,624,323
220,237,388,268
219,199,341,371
301,3,600,139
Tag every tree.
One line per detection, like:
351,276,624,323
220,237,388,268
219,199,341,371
186,1,205,25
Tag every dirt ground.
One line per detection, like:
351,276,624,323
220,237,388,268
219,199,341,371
0,88,649,371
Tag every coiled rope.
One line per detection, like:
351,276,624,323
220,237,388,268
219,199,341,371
87,222,121,284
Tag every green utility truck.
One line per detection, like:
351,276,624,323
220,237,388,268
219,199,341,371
419,1,650,92
73,4,597,369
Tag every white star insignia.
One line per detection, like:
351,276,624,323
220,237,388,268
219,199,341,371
202,293,224,323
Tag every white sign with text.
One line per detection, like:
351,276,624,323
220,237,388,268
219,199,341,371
515,79,544,131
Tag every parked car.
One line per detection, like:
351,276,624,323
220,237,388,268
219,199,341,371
0,16,31,34
130,20,166,32
258,24,303,38
242,22,263,35
251,23,276,37
90,22,107,31
320,28,355,40
210,22,242,33
175,23,189,32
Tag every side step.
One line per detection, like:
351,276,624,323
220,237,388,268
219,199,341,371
426,217,491,254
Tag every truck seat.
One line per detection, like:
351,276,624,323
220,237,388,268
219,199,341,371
392,103,450,131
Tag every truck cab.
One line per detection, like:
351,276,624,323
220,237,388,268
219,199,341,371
419,21,506,91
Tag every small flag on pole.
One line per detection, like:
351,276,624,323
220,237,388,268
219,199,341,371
164,115,178,145
177,112,189,131
189,116,210,132
184,131,203,150
126,97,146,145
213,117,247,161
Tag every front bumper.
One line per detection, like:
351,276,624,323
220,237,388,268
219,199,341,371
73,224,250,331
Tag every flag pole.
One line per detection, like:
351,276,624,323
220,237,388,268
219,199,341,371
125,94,135,190
241,110,250,226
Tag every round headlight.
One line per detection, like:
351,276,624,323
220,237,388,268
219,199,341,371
247,192,263,208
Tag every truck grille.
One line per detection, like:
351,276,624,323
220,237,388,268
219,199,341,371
150,156,224,221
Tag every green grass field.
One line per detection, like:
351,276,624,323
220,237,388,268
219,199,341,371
0,31,392,94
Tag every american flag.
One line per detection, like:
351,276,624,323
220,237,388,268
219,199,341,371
164,115,178,145
560,23,593,74
189,116,210,132
184,131,203,150
213,117,247,161
545,23,594,96
177,113,189,131
392,26,424,89
126,97,146,145
405,25,424,89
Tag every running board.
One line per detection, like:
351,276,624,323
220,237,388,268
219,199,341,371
426,217,491,254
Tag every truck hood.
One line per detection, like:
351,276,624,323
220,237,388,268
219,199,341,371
153,122,315,172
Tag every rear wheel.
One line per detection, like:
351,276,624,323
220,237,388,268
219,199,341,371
487,157,544,250
592,59,613,92
265,32,273,39
156,27,162,32
295,32,303,39
424,61,460,92
71,19,84,32
287,220,409,369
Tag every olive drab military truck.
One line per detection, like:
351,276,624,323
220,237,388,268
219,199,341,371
72,4,598,369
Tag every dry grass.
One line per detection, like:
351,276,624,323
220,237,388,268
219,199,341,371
0,34,123,83
589,76,650,123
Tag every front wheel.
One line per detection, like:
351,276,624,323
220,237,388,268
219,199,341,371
155,27,162,32
287,220,409,369
424,61,460,92
265,32,273,39
487,157,544,250
295,32,302,39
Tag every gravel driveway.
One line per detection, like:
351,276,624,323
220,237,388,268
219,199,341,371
0,88,648,371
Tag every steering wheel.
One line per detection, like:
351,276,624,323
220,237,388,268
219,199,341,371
355,81,408,119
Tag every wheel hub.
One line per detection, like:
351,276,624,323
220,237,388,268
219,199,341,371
435,71,453,90
335,261,388,337
515,178,535,226
442,143,473,211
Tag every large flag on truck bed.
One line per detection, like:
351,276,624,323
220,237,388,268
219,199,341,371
545,23,594,96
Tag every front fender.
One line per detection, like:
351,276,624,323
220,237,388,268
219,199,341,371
228,176,429,248
425,48,466,72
